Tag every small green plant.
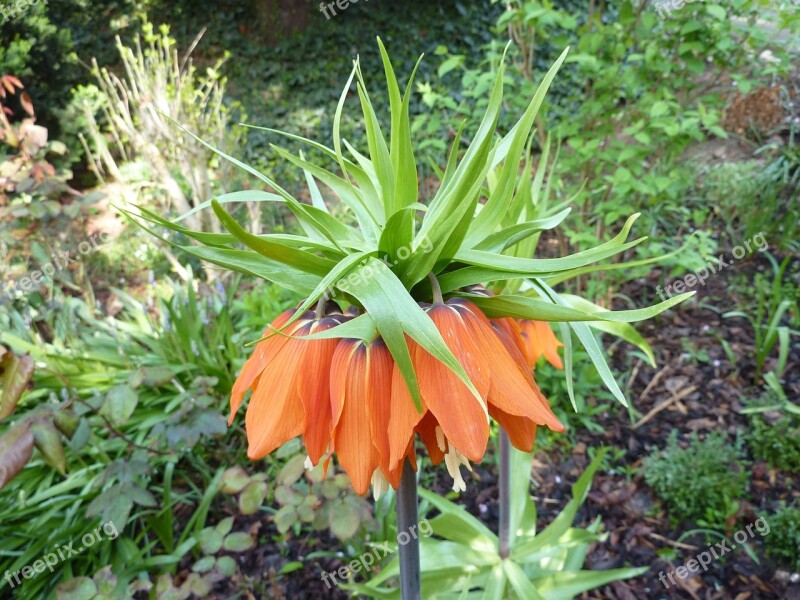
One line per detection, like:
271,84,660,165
724,253,797,381
642,431,749,530
763,504,800,570
352,449,646,597
743,391,800,473
271,454,375,543
749,416,800,473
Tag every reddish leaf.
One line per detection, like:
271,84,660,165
0,423,34,489
0,352,34,420
4,75,23,89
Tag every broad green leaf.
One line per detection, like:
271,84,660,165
504,560,547,600
344,258,484,412
213,200,338,275
560,294,656,366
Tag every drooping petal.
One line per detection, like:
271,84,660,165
415,303,489,463
416,411,446,466
364,339,395,476
518,319,563,370
490,405,538,452
460,302,564,433
533,320,563,369
229,309,298,424
331,342,380,496
384,437,418,490
388,357,427,471
245,336,307,459
297,318,342,465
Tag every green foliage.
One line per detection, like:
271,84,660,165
270,453,375,543
81,20,247,232
724,253,798,381
0,273,268,598
642,431,749,529
743,390,800,473
0,0,153,136
351,449,646,598
763,504,800,570
414,0,799,294
696,159,799,247
749,416,800,473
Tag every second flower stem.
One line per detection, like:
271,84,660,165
498,428,511,559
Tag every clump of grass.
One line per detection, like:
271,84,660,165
642,431,749,529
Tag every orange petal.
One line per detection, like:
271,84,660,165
297,319,342,465
229,309,298,424
534,321,563,369
490,406,538,452
416,411,446,466
518,319,563,370
388,357,427,471
384,438,418,490
419,303,489,463
331,343,380,496
364,340,395,475
246,337,307,459
460,303,564,433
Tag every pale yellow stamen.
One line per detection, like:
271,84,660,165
444,446,471,492
435,426,447,452
371,469,390,501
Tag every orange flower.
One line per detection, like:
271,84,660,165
229,309,346,464
329,338,414,495
387,299,564,491
495,317,563,370
230,300,564,495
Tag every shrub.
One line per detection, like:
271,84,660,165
642,431,749,529
764,505,800,569
749,415,800,473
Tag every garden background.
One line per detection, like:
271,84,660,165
1,0,799,598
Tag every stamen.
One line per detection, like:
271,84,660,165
371,469,390,501
435,426,447,452
444,446,470,492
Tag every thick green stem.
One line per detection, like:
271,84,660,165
396,458,421,600
498,428,511,559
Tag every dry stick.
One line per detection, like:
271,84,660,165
634,385,698,429
639,365,670,402
648,532,699,552
396,459,421,600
